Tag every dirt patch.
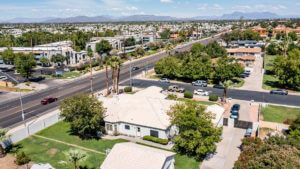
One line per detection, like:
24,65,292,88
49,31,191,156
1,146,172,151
46,148,59,155
42,142,49,146
0,154,33,169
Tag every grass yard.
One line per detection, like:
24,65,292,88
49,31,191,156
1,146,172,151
15,135,106,169
56,72,81,79
262,74,280,90
177,98,216,106
36,121,128,153
261,104,300,123
264,55,276,71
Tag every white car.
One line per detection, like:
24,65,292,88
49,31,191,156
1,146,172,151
159,78,170,83
0,76,8,81
194,89,209,96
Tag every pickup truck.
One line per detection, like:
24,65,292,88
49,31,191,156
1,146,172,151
168,85,185,93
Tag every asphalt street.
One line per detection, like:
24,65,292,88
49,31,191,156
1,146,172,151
1,34,300,128
0,36,219,128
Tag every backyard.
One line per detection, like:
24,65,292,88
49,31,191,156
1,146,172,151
261,104,300,123
10,121,200,169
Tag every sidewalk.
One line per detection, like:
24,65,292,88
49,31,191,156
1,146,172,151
102,135,174,150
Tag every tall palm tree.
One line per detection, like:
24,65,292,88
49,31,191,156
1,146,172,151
115,56,123,94
0,128,10,158
109,56,117,93
64,149,86,169
103,54,111,96
220,80,233,103
276,36,292,57
165,42,174,55
87,46,94,95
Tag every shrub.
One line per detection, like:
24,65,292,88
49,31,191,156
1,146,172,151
283,118,295,125
69,67,75,72
76,63,85,71
15,152,31,165
184,91,193,99
167,94,177,100
209,94,218,101
124,86,132,92
143,136,168,145
92,62,99,67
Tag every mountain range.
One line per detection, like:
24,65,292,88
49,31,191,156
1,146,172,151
1,12,299,23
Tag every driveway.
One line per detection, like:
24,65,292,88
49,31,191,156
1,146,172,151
240,57,263,91
200,127,245,169
226,100,250,121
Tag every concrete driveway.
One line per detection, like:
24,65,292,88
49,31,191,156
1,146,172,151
240,57,263,91
200,127,245,169
226,100,250,121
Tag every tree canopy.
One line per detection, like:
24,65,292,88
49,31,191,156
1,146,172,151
95,40,112,55
14,53,37,80
1,49,15,64
167,100,222,160
59,93,106,139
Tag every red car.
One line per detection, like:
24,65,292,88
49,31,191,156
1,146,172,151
41,97,58,105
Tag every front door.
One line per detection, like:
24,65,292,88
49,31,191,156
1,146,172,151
114,125,118,135
136,127,141,137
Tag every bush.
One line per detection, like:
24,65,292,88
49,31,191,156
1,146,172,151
209,95,218,101
15,151,31,165
76,63,85,71
124,86,132,92
184,91,193,99
143,136,168,145
92,62,99,67
69,67,75,72
283,118,296,125
167,94,177,100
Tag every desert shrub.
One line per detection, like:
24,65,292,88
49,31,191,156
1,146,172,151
167,94,177,100
15,152,31,165
124,86,132,92
143,136,168,145
92,62,99,67
184,91,193,99
76,63,85,71
209,94,218,101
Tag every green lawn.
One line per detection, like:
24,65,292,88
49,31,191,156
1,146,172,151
177,98,216,105
15,135,105,169
264,55,276,71
43,72,82,79
262,74,280,90
36,121,128,153
261,105,300,123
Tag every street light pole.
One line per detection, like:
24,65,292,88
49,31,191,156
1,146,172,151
1,72,26,128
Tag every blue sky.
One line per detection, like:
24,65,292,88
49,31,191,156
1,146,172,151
0,0,299,19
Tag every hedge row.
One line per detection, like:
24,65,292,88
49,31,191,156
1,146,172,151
142,136,169,145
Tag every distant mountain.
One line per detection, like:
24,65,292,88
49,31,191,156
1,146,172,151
0,12,299,23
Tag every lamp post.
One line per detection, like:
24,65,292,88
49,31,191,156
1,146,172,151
0,72,26,128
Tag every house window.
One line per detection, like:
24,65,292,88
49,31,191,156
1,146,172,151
107,124,113,131
150,130,159,138
125,125,130,130
137,127,140,132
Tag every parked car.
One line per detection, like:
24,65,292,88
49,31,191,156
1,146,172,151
132,66,140,71
168,85,185,93
0,68,10,72
213,84,225,89
0,76,8,81
41,97,58,105
194,89,209,96
159,78,170,83
230,111,239,119
244,72,250,77
270,90,288,95
240,74,247,78
244,128,252,137
192,80,207,87
231,104,240,113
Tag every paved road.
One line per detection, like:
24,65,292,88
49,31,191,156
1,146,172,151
0,36,220,128
131,79,300,107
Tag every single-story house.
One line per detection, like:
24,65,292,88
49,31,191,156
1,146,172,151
235,56,256,67
100,86,225,139
100,142,176,169
227,47,262,58
100,86,177,139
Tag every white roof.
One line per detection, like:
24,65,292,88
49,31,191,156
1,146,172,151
100,142,176,169
31,163,55,169
100,86,176,130
206,104,225,125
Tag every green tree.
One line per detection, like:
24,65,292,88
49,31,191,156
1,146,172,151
167,100,222,160
276,36,292,56
87,46,94,95
271,49,300,89
72,31,88,52
125,37,135,47
50,54,65,66
288,32,298,41
59,93,106,139
165,43,174,55
39,57,50,66
220,80,233,102
0,128,10,158
213,57,244,83
64,149,87,169
14,53,37,80
154,56,180,79
181,55,213,80
190,43,205,57
205,41,227,58
266,42,278,55
95,40,112,56
160,29,170,39
134,46,145,58
2,49,15,65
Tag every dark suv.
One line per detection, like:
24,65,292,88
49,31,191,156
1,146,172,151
270,90,288,95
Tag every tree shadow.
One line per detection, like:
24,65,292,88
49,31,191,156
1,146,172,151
79,165,96,169
4,144,23,154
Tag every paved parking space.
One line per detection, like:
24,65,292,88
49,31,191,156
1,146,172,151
201,127,245,169
240,57,263,91
226,100,250,121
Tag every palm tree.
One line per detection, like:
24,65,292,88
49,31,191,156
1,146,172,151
103,53,110,96
115,57,123,94
64,149,86,169
165,43,174,55
87,46,94,95
109,56,117,93
0,128,10,158
220,80,233,103
276,36,292,57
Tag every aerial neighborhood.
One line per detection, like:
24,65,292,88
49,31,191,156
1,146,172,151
0,1,299,169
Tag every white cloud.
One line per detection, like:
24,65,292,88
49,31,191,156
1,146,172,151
126,6,138,10
197,4,207,10
212,4,223,10
278,5,287,9
160,0,173,3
